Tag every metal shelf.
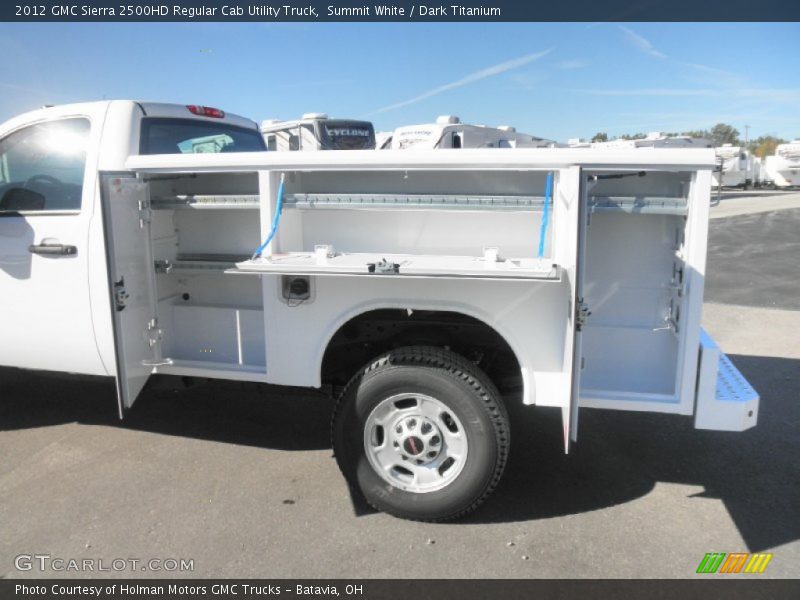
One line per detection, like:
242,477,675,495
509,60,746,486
232,251,560,281
282,193,546,211
151,195,260,209
155,253,250,274
588,195,688,215
151,193,548,211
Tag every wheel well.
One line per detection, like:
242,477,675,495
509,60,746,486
321,309,522,391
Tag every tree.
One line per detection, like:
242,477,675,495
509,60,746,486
708,123,740,147
591,132,608,143
750,135,787,158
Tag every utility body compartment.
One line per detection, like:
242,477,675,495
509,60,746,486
100,149,758,449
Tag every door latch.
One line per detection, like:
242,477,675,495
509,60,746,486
113,278,129,312
576,297,591,331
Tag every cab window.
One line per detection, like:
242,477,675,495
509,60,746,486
0,118,90,213
140,118,266,154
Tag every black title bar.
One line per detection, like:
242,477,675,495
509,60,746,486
4,1,800,22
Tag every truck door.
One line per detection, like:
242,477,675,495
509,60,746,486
552,166,587,451
0,109,107,375
100,175,157,416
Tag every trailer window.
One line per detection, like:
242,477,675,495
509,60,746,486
0,118,89,213
140,118,266,155
319,120,376,150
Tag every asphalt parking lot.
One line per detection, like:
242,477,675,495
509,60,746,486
1,192,798,579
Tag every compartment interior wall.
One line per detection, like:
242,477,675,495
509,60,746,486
277,209,550,257
580,170,689,399
278,168,553,258
147,172,266,371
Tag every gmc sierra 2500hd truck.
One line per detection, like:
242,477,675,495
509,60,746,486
0,100,758,521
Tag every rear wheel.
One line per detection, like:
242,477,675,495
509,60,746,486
331,346,509,521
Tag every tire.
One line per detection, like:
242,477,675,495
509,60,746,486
331,346,510,521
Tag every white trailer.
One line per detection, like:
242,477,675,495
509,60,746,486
712,144,753,189
261,113,376,151
591,132,714,150
0,101,758,522
391,115,557,150
764,141,800,188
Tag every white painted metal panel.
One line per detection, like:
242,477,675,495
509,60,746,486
551,167,583,450
0,106,109,376
100,176,156,415
127,147,716,174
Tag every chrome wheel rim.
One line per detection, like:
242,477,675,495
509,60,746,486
363,393,469,493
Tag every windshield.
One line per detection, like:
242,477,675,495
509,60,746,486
317,120,375,150
140,118,266,154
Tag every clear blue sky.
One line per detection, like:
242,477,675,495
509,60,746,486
1,22,798,142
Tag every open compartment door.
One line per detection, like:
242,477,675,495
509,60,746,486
100,175,157,417
552,166,586,452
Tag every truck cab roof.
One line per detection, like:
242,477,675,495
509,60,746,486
0,100,266,172
6,100,258,132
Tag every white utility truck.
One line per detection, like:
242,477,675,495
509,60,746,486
261,113,376,151
0,101,758,522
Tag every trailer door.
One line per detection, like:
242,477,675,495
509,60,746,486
552,166,586,451
100,175,157,416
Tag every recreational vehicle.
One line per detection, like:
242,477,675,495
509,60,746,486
712,144,753,189
764,141,800,188
391,116,556,150
261,113,376,151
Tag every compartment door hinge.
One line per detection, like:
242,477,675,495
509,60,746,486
575,298,591,331
138,198,152,228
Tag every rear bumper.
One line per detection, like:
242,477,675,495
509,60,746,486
694,329,759,431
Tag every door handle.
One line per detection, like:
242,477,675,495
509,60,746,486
28,239,78,256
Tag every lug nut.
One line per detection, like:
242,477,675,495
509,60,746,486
430,435,440,446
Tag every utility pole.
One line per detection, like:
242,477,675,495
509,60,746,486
745,124,750,148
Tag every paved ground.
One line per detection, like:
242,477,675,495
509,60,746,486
1,193,798,579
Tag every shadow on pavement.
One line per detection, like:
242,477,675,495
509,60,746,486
1,352,797,551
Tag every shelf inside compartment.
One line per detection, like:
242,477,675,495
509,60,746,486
159,303,266,370
155,253,251,274
151,195,260,210
587,195,688,216
151,193,687,215
232,252,560,280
